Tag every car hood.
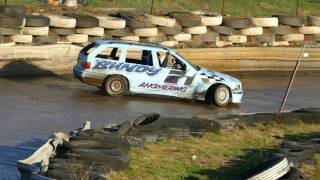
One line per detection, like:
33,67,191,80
198,68,240,83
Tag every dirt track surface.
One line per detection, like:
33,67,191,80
0,71,320,179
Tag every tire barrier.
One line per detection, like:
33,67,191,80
18,108,320,179
0,6,319,47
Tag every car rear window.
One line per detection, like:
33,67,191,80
81,43,99,55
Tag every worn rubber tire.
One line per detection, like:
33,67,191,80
274,15,305,27
43,14,76,28
241,27,263,36
256,34,274,43
133,27,158,37
117,121,132,135
134,113,160,127
210,26,233,35
0,5,26,14
120,13,154,29
251,17,278,27
167,12,201,28
227,35,247,44
104,75,128,96
0,27,21,35
283,34,304,42
22,26,49,36
269,41,289,47
9,34,32,43
25,15,50,27
64,13,99,28
223,18,251,29
200,14,223,26
246,156,290,180
280,167,306,180
96,15,126,29
76,27,104,37
183,26,207,35
66,34,88,43
107,27,132,37
173,33,192,41
119,35,139,42
200,31,219,42
307,16,320,26
159,40,178,47
50,28,75,35
0,14,26,28
273,25,291,35
298,26,320,35
33,34,58,44
140,33,166,43
158,25,181,35
145,14,176,27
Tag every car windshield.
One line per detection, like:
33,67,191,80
174,52,201,71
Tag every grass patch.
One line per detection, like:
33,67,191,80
1,0,320,16
111,123,320,179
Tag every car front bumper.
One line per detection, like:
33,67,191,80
231,90,243,104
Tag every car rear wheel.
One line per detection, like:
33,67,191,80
213,85,230,107
104,75,128,96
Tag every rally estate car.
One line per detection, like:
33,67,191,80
73,40,243,106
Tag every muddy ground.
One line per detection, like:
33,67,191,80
0,71,320,179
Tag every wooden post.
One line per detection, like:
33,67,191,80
296,0,299,16
221,0,227,15
150,0,154,15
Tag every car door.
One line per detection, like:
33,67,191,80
142,51,197,99
122,47,163,95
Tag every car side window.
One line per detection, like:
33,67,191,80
96,47,122,61
126,48,153,66
160,52,186,71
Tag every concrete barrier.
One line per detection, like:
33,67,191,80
0,45,319,76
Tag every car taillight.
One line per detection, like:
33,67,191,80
83,62,91,69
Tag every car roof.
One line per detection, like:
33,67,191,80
95,39,175,52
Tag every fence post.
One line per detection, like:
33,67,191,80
5,0,7,5
279,43,306,113
296,0,299,16
150,0,154,15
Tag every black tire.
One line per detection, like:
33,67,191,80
50,27,75,35
208,85,231,107
279,167,306,180
274,15,305,27
117,121,132,135
210,26,233,35
167,12,201,28
104,75,128,96
125,16,154,29
307,16,320,26
222,18,251,29
279,148,315,167
64,13,99,28
106,27,132,37
133,113,160,127
25,15,50,27
0,27,20,35
200,31,219,42
272,25,291,35
32,34,58,44
256,34,275,43
0,5,26,14
158,26,181,35
0,35,13,43
0,13,25,28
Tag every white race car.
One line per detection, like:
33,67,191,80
73,40,243,106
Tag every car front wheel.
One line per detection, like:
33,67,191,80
104,75,128,97
213,85,230,107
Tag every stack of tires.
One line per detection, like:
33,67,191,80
0,6,26,46
22,14,50,44
62,13,100,44
42,14,76,44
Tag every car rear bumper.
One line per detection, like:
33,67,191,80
73,66,104,86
